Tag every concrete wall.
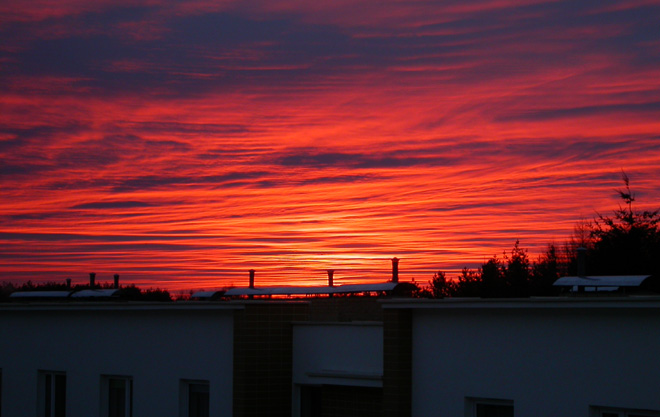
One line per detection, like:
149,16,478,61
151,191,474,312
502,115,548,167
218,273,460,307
292,322,384,417
293,322,383,388
410,301,660,417
0,304,235,417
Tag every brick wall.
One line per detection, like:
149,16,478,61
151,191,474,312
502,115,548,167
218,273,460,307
233,298,407,417
233,301,309,417
382,308,413,417
308,296,384,322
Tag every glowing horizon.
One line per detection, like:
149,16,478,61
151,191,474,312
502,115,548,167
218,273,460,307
2,0,660,291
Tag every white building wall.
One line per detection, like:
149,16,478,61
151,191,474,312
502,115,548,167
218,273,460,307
0,304,236,417
410,301,660,417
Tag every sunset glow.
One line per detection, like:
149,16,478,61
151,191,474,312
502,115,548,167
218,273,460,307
2,0,660,290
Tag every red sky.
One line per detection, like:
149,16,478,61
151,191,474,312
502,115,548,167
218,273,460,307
1,0,660,291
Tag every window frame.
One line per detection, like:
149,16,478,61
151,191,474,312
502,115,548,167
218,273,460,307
465,397,514,417
100,375,133,417
590,406,660,417
179,379,209,417
37,370,66,417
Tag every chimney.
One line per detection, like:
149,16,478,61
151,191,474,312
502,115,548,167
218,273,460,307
577,247,587,277
114,274,120,289
327,269,335,287
391,257,399,283
89,272,96,288
249,269,255,289
66,278,71,289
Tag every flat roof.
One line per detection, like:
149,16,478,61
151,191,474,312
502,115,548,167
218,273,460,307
197,282,399,298
553,275,651,287
70,289,121,298
0,302,243,312
380,296,660,310
9,291,71,298
10,288,124,299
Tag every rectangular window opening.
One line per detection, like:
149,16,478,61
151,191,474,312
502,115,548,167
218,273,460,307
467,397,513,417
180,380,209,417
101,375,133,417
39,371,66,417
300,385,322,417
591,406,660,417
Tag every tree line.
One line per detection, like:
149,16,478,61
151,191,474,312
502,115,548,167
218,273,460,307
2,175,657,300
419,175,660,298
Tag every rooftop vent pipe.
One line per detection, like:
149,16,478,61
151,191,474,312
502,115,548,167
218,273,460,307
577,247,587,277
114,274,120,289
89,272,96,288
327,269,335,287
391,257,399,283
249,269,255,289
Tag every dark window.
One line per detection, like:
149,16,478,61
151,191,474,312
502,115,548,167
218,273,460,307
106,377,132,417
41,372,66,417
593,407,660,417
468,398,514,417
476,403,514,417
300,386,322,417
183,381,209,417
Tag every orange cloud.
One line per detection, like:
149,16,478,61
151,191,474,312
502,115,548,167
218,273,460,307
1,0,659,290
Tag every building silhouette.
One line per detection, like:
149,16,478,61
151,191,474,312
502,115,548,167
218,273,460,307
1,263,660,417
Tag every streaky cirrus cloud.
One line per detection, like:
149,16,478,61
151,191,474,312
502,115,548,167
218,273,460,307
1,0,660,290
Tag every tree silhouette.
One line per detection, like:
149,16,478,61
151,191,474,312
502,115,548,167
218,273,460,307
426,271,455,298
453,267,482,297
586,173,660,277
503,240,530,297
419,175,658,298
530,243,561,296
561,219,594,276
480,255,505,297
422,241,560,298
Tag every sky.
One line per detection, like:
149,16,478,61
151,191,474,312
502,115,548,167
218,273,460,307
2,0,660,291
